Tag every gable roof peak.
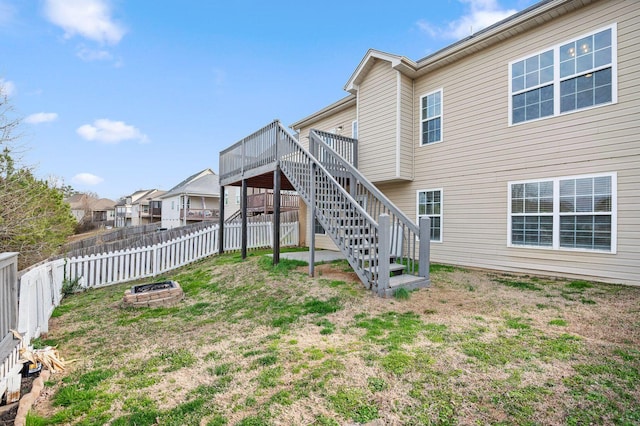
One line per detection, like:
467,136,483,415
344,49,418,93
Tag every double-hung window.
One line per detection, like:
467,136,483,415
420,89,443,145
508,173,616,253
510,24,616,125
417,189,442,242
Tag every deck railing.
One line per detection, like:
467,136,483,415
181,208,220,220
310,130,358,167
247,191,299,213
220,121,281,181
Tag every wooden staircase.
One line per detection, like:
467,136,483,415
281,126,430,296
219,121,430,296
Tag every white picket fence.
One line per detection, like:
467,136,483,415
16,221,299,343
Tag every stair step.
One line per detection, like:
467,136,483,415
365,263,406,276
378,275,431,297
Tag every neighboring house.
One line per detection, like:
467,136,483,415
132,191,166,226
66,194,116,227
223,186,242,220
161,169,221,229
282,0,638,286
90,198,116,225
115,189,164,228
66,193,90,223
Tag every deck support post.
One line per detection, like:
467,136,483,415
309,163,316,277
273,164,281,265
241,179,248,259
419,217,431,280
377,214,390,296
218,185,225,254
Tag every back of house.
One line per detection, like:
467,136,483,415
292,0,640,286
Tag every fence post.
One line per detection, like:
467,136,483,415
419,217,431,281
378,214,390,296
152,245,158,277
218,185,225,255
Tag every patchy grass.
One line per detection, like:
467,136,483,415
29,251,640,425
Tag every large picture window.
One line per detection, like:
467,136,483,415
420,89,443,145
510,25,616,125
417,189,442,242
508,173,616,253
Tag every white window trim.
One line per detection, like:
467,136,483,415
419,88,444,146
352,120,358,139
507,172,617,254
416,188,443,243
508,23,618,126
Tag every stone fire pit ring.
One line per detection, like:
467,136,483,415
122,280,184,308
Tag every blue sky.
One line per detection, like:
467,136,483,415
1,0,535,200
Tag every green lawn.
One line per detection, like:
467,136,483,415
27,250,640,425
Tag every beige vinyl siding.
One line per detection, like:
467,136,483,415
358,60,398,182
399,73,414,180
403,0,640,285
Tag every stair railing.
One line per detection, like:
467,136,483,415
274,123,389,291
309,129,424,278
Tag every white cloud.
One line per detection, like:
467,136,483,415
25,112,59,124
72,172,104,186
417,0,518,40
43,0,126,45
0,78,16,97
76,46,113,62
77,119,149,144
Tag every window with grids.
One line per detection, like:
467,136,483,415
420,89,442,145
509,173,615,252
417,189,442,242
559,176,612,250
510,181,554,247
314,217,326,235
510,25,615,125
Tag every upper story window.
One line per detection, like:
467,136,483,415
224,189,229,205
352,120,358,139
510,24,616,125
420,89,443,145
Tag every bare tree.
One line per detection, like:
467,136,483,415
0,83,76,268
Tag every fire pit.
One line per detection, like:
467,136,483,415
122,280,184,308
